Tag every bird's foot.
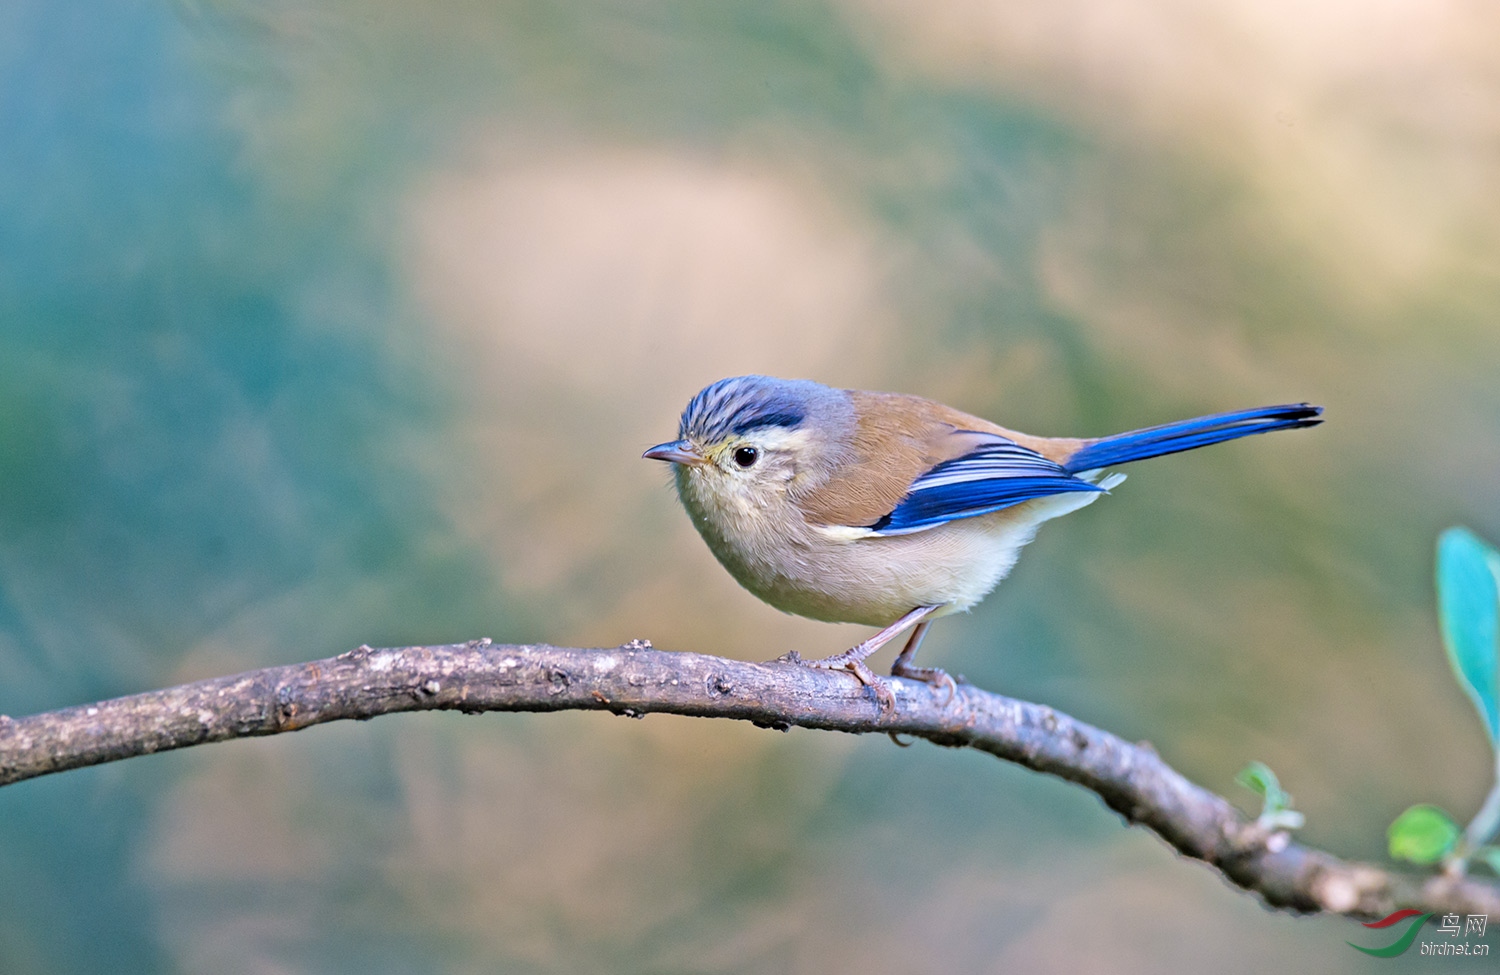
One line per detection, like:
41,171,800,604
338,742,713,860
889,661,958,706
787,649,896,711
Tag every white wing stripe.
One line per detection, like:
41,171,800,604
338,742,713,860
908,442,1071,490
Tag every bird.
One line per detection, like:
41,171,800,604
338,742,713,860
643,375,1322,704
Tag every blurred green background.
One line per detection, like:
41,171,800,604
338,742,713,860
2,0,1499,971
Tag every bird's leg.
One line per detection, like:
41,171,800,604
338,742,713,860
797,605,939,709
889,620,957,704
803,605,938,671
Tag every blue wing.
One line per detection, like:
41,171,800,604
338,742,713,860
863,403,1323,536
866,435,1103,536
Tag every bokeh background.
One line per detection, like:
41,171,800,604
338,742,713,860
2,0,1499,971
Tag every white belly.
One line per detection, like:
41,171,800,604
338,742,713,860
682,478,1106,627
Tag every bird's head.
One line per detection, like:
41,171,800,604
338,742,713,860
643,375,855,515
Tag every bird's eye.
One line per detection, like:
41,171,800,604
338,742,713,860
733,445,760,468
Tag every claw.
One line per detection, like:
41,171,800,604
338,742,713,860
890,662,958,707
801,655,896,711
782,606,940,714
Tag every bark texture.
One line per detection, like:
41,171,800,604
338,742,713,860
1,639,1494,920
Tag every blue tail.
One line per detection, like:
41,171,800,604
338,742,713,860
1062,403,1322,474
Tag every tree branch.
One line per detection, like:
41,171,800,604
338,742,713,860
1,639,1494,919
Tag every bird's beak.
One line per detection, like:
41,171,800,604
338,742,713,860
643,440,707,466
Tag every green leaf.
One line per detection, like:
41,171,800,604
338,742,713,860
1388,804,1461,864
1236,761,1290,812
1236,761,1304,830
1436,528,1500,745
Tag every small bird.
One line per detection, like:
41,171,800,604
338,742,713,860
644,375,1321,703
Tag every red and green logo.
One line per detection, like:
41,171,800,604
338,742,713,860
1347,910,1432,957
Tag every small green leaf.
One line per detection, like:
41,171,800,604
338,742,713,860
1236,762,1272,796
1388,804,1461,864
1237,761,1290,812
1236,762,1303,831
1436,528,1500,745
